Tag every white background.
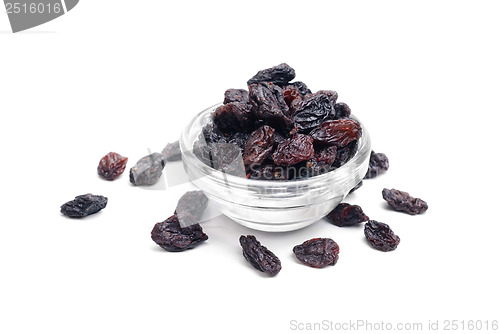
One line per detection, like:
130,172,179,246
1,1,499,333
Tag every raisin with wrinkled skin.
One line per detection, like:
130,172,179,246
333,102,351,119
248,164,288,180
316,90,338,108
382,188,428,215
326,203,369,227
289,81,312,96
332,140,358,168
364,220,400,251
294,93,333,131
162,141,182,162
272,134,315,166
151,214,208,252
210,143,246,177
175,190,209,222
60,194,108,218
213,102,254,133
282,85,303,114
97,152,128,181
239,235,281,276
247,63,296,86
223,89,249,104
243,125,276,167
364,151,389,179
249,82,292,130
310,119,362,147
202,123,229,144
129,153,165,186
293,238,339,268
315,146,337,165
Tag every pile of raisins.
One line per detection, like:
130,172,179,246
194,63,364,180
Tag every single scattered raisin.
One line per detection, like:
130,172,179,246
129,153,165,186
162,141,182,162
382,188,428,215
175,190,209,223
239,235,281,276
326,203,369,227
364,151,389,179
151,214,208,252
293,238,339,268
97,152,128,181
60,194,108,218
364,220,400,251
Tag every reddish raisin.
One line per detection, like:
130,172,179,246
326,203,369,227
151,214,208,252
310,119,362,147
239,235,281,276
314,146,337,165
364,220,400,251
243,125,276,167
97,152,128,181
293,238,339,268
382,188,428,215
272,134,315,166
364,151,389,179
247,63,296,86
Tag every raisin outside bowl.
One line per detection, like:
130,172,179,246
180,103,371,232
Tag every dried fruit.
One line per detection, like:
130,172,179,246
151,214,208,252
382,188,428,215
247,63,296,86
228,132,250,151
243,125,275,167
364,220,400,251
129,153,165,186
316,90,338,107
293,238,339,268
60,193,108,218
162,141,182,162
293,93,333,131
310,119,362,147
314,146,337,165
326,203,369,227
239,235,281,276
282,85,302,113
175,190,209,222
249,82,292,130
272,134,314,166
97,152,128,181
210,142,246,177
223,89,249,104
213,102,254,133
333,102,351,119
364,151,389,179
333,140,358,168
289,81,312,96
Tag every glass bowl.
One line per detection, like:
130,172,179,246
179,103,372,232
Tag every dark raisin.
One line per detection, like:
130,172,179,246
333,102,351,119
249,82,292,129
151,214,208,252
293,93,333,131
315,146,337,165
289,81,312,96
316,90,338,107
243,125,276,167
248,164,288,180
310,119,362,147
129,153,165,186
364,151,389,179
210,142,246,177
239,235,281,276
223,89,249,104
326,203,369,227
228,132,250,151
193,136,212,167
382,188,428,215
202,123,229,144
247,63,296,86
364,220,400,251
272,134,315,166
293,238,339,268
332,140,358,168
213,102,254,133
60,194,108,218
97,152,128,181
175,190,209,222
162,141,182,162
